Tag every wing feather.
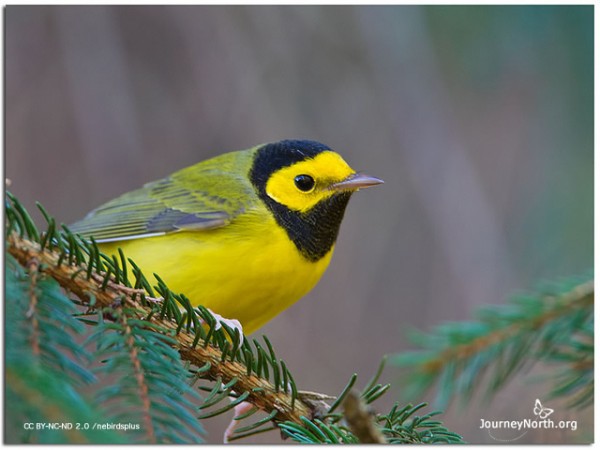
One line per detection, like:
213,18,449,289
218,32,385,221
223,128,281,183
70,151,257,242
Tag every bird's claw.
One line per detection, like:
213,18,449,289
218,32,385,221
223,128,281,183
206,309,244,348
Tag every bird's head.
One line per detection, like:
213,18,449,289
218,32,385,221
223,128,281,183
250,140,383,261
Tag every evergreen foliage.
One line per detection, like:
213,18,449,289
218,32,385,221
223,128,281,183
6,254,124,444
5,192,462,444
392,273,593,410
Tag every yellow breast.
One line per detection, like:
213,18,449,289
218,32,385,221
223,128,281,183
99,211,333,334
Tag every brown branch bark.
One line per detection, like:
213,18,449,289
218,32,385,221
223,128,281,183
120,314,156,444
342,390,386,444
25,259,41,356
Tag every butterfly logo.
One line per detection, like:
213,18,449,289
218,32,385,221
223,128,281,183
533,399,554,419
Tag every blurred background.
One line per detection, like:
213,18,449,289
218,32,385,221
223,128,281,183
6,5,593,444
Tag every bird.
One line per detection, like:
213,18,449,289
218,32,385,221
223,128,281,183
70,139,383,334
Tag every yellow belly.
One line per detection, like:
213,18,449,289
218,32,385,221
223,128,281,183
99,214,334,334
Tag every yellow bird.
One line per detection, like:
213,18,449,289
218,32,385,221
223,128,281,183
71,140,382,334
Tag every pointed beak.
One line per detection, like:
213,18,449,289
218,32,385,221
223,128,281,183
329,172,384,192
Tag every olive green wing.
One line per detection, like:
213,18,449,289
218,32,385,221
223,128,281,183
70,150,258,243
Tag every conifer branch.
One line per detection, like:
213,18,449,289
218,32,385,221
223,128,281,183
421,280,593,374
119,313,156,443
342,391,386,443
6,369,91,444
7,232,313,425
393,274,594,409
6,192,463,444
25,259,41,356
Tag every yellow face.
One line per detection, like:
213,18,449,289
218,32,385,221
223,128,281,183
264,151,355,213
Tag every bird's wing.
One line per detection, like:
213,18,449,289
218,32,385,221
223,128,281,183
70,153,256,243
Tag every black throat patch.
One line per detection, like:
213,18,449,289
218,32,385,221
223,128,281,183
249,140,353,262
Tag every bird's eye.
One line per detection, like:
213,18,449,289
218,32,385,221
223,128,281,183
294,174,315,192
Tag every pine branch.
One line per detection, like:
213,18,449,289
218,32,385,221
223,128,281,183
88,313,204,443
6,191,463,444
342,391,387,443
7,231,314,425
5,253,120,444
6,193,319,441
119,312,155,442
392,274,594,409
6,365,127,444
279,386,462,444
25,259,41,356
278,357,462,444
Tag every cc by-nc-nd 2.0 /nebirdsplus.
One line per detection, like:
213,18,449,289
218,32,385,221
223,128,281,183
70,139,383,335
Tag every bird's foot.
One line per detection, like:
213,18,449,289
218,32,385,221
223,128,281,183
205,309,244,347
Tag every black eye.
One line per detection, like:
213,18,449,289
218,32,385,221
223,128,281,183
294,174,315,192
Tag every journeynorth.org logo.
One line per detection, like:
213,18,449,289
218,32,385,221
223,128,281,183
479,398,577,442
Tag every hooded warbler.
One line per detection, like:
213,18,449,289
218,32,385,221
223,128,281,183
71,140,383,334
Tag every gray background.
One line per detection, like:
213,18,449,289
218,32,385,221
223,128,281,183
6,5,593,444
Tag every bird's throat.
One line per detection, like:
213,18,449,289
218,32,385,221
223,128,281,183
264,192,352,262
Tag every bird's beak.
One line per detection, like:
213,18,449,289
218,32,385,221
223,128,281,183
329,172,384,191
